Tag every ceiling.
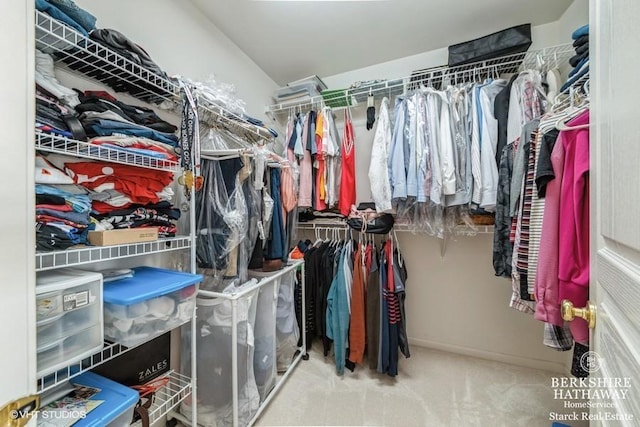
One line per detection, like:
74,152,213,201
191,0,573,86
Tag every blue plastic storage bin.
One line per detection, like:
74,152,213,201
71,371,139,427
103,267,202,347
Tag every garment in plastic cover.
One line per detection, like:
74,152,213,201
196,158,248,290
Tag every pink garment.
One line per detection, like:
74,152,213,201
534,130,566,326
298,114,313,207
280,165,297,212
558,111,590,344
535,111,590,344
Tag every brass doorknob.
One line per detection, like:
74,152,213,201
561,300,597,329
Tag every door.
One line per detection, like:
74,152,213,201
590,0,640,424
0,0,37,422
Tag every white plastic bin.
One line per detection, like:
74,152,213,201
36,269,103,376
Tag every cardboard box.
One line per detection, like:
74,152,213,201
88,228,158,246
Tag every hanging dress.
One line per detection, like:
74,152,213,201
338,109,356,216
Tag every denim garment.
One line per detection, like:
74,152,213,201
49,0,96,32
35,184,92,213
571,24,589,40
35,208,90,225
569,57,588,77
389,99,407,200
265,168,286,261
36,0,88,36
326,248,350,375
91,119,178,146
560,63,589,93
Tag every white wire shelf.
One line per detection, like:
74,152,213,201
267,44,575,113
130,371,192,427
36,236,191,271
35,131,179,172
35,10,274,143
37,341,128,393
35,11,174,104
296,219,494,236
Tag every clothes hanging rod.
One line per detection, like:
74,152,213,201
266,43,575,113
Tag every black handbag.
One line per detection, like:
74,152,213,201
346,203,395,234
448,24,532,67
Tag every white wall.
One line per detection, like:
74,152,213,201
556,0,590,42
72,0,278,119
0,1,37,407
311,17,591,373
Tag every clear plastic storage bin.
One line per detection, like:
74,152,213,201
103,267,201,347
36,269,103,376
68,371,138,427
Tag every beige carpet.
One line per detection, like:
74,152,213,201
255,345,588,427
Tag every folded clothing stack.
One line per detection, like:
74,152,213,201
35,179,94,251
35,0,172,96
35,0,96,37
561,24,589,93
75,90,179,147
272,75,328,104
89,28,169,80
35,153,182,251
35,50,179,158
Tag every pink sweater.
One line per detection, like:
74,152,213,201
535,111,590,344
558,111,590,344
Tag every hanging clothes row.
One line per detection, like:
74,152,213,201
196,135,299,292
284,107,357,216
367,67,562,238
492,25,591,377
295,230,409,377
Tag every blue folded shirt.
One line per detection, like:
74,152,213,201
572,24,589,40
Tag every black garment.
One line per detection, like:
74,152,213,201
573,34,589,48
535,130,560,197
90,29,168,78
493,144,515,277
35,223,75,251
575,42,589,55
195,159,243,270
303,246,318,348
366,249,380,370
571,342,590,378
36,103,69,132
312,243,330,339
322,243,341,356
570,51,589,68
76,92,177,133
394,250,410,360
36,194,66,205
94,201,180,221
494,74,519,164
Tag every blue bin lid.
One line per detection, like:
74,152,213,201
70,371,139,427
103,267,202,305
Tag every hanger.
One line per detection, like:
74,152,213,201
555,106,590,131
393,229,404,268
